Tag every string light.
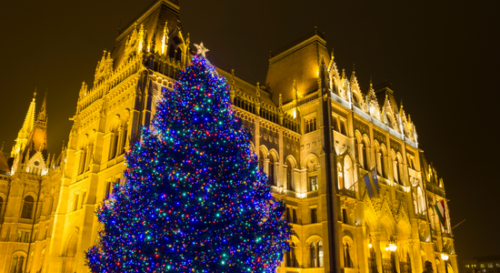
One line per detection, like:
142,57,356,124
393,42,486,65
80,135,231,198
86,55,291,272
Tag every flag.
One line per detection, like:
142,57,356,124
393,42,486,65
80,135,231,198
363,168,380,198
434,200,447,228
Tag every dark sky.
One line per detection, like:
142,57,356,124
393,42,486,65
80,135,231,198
1,0,499,260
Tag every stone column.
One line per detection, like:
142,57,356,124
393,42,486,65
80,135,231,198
371,231,383,273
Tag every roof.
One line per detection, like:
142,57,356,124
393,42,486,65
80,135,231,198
0,152,10,175
265,34,330,103
111,0,181,69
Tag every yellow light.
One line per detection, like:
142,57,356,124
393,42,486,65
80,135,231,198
368,243,372,249
441,253,449,261
138,40,143,53
293,110,296,119
316,70,319,77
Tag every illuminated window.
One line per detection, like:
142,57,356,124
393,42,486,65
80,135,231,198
337,163,344,189
310,242,317,267
309,176,318,191
488,264,493,268
17,231,23,242
466,265,470,268
481,264,485,269
495,263,500,268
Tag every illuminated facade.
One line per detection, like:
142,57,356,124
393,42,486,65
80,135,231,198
0,0,458,272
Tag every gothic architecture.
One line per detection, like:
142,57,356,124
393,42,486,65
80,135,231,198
0,1,459,272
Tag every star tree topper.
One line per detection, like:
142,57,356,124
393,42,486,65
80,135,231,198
194,42,210,57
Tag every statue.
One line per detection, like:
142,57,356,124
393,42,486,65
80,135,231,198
423,261,433,273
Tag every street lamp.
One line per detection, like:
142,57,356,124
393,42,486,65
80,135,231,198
388,235,397,252
441,253,449,261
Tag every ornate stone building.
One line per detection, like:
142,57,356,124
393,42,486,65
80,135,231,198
0,1,458,272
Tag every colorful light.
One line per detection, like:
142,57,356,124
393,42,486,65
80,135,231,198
86,55,291,272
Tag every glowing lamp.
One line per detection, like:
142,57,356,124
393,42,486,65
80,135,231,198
388,236,397,252
441,253,449,261
368,236,373,248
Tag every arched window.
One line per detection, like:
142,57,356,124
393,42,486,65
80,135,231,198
337,162,344,189
109,127,119,161
11,255,25,273
344,242,354,268
21,196,34,219
78,145,87,175
286,242,298,268
344,157,354,191
119,122,129,156
10,255,18,273
310,242,317,267
362,140,369,169
318,241,324,267
379,147,386,178
268,154,275,186
286,159,294,191
393,156,400,183
175,48,182,62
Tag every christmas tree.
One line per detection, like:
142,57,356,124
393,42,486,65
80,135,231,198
87,53,290,272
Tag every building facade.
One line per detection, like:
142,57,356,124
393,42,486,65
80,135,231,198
463,257,500,273
0,1,459,272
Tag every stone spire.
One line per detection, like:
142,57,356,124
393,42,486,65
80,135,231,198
11,90,37,157
37,91,48,123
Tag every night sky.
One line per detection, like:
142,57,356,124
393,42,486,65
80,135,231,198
0,0,498,260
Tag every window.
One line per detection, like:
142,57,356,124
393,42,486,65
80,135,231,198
344,242,354,268
344,157,354,190
332,116,340,132
24,232,30,243
109,128,120,160
310,242,317,267
120,124,128,155
496,263,500,268
309,241,324,268
309,176,318,191
285,207,291,223
337,163,344,189
21,196,34,219
342,208,348,224
73,193,79,211
79,146,87,175
105,181,112,200
481,265,485,269
11,255,25,273
292,208,297,224
17,231,23,242
393,157,400,183
311,208,318,223
361,140,369,169
488,264,493,268
286,160,294,191
81,192,87,209
340,120,348,135
268,154,275,186
466,265,470,269
258,151,264,172
286,242,298,267
318,241,324,267
305,117,317,133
